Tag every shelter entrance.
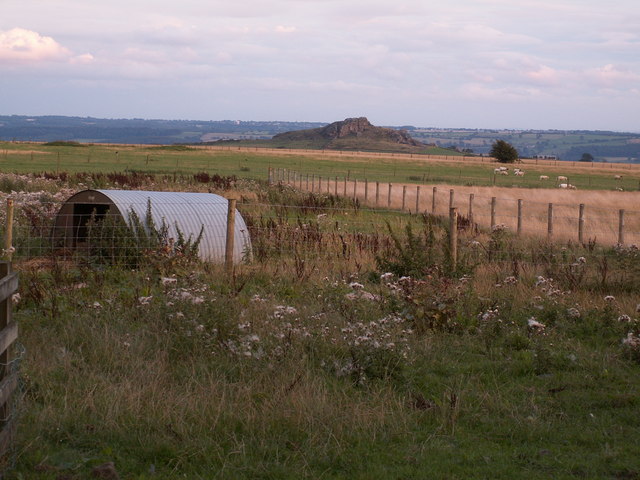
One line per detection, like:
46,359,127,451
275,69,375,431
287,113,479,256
72,203,110,246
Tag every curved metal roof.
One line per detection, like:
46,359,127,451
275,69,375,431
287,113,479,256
64,189,251,263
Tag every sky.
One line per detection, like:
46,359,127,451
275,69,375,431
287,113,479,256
1,0,639,131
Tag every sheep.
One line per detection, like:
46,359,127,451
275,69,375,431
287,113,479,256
500,170,509,175
614,175,623,180
557,175,568,182
568,184,577,189
514,170,525,176
558,183,568,189
539,175,549,180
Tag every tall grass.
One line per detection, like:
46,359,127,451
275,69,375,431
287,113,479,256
4,172,640,479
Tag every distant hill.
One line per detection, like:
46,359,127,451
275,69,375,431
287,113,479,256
269,117,425,151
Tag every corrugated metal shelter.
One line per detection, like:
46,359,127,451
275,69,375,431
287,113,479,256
53,189,251,263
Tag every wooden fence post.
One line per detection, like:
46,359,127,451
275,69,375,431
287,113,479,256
335,176,338,196
343,177,347,197
468,194,474,225
402,186,407,211
449,189,455,210
225,199,237,276
353,179,358,200
547,203,554,241
364,179,369,202
4,200,14,262
449,207,458,271
517,199,523,236
490,197,496,229
375,182,380,206
578,204,585,244
387,183,392,207
618,209,625,245
432,187,437,214
415,186,421,214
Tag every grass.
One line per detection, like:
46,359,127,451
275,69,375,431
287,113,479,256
1,141,639,191
3,173,640,478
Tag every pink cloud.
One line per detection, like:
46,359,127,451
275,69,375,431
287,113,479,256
0,28,71,63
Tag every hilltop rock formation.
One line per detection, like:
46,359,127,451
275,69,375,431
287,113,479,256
272,117,424,149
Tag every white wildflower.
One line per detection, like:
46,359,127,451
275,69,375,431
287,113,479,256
161,277,177,286
348,282,364,290
567,307,581,318
604,295,615,302
622,332,640,348
138,296,153,306
527,317,546,332
617,315,632,323
10,293,20,305
92,301,102,309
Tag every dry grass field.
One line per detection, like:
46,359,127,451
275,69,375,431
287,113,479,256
294,177,640,246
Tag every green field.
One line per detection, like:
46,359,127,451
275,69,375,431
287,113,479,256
1,142,639,191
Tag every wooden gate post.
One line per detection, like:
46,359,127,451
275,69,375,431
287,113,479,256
4,200,14,262
0,261,19,463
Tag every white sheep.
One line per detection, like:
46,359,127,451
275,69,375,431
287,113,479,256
539,175,549,180
614,175,623,180
557,175,568,182
558,183,568,189
514,170,525,176
500,170,509,175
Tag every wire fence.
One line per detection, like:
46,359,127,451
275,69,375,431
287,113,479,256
270,169,640,247
0,181,638,270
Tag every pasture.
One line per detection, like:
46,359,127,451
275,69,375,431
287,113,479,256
0,144,639,478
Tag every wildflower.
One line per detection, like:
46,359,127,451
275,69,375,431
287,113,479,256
348,282,364,290
622,332,640,348
380,272,394,282
91,301,102,309
604,295,615,302
567,307,581,318
10,293,20,305
527,317,546,332
161,277,177,286
138,296,153,306
504,276,518,285
123,341,131,348
577,256,586,264
618,315,632,323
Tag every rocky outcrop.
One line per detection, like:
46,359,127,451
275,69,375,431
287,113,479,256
316,117,422,146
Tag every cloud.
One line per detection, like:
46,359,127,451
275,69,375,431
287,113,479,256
275,25,297,34
585,64,640,89
0,28,71,63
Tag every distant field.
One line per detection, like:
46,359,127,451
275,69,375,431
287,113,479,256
1,142,638,192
